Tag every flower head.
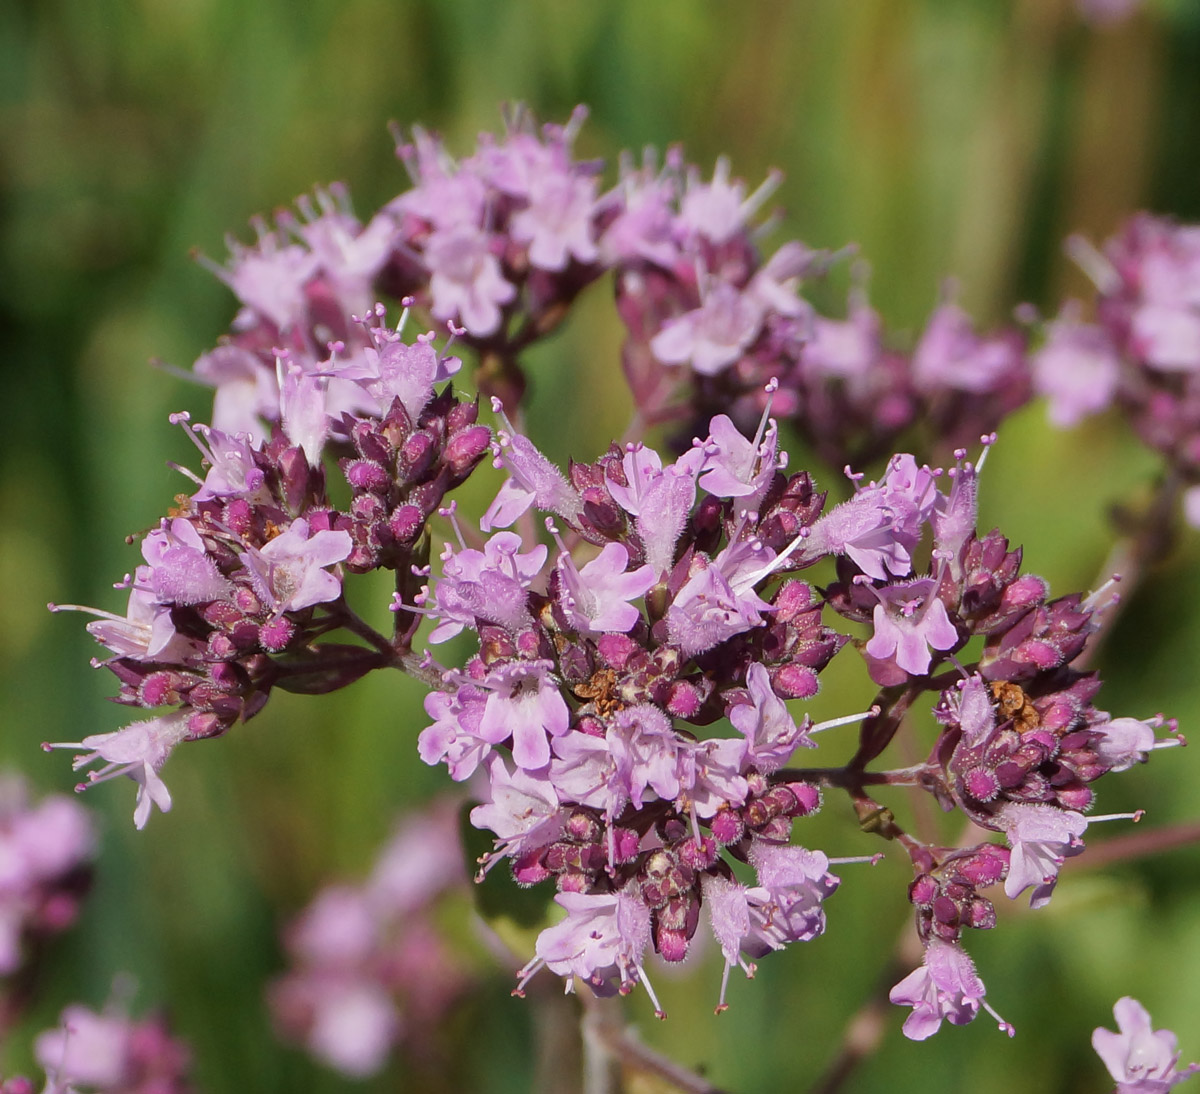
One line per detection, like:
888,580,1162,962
1093,997,1200,1093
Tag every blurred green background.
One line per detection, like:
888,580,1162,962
3,0,1200,1090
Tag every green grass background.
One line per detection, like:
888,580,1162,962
3,0,1200,1090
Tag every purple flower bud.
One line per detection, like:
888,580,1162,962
260,616,296,652
444,424,492,477
343,458,391,492
388,505,424,543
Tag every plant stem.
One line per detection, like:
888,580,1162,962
580,995,731,1094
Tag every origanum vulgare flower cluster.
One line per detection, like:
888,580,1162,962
40,105,1199,1081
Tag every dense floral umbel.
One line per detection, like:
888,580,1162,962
269,801,472,1078
418,402,853,1011
46,103,1194,1072
48,320,491,827
407,410,1181,1023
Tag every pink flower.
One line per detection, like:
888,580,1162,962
480,415,583,531
889,939,1000,1041
912,302,1024,394
1031,310,1121,427
696,413,779,507
47,712,191,829
241,518,352,613
997,802,1087,909
865,578,960,678
522,888,659,1010
1093,997,1200,1093
425,226,515,337
34,998,193,1093
476,661,571,771
557,541,655,636
729,662,813,773
649,282,764,376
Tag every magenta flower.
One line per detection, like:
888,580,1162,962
192,343,279,440
0,778,95,975
665,560,769,656
802,296,882,380
425,226,515,337
549,731,625,822
889,938,999,1040
557,541,655,636
279,358,330,466
74,569,189,662
606,704,687,810
1093,997,1200,1093
477,661,571,771
997,802,1088,909
481,412,583,531
865,577,959,677
418,685,493,782
912,301,1023,394
729,662,813,773
525,888,657,1009
509,170,599,271
677,156,781,246
1031,310,1121,427
805,453,939,580
141,517,231,607
34,999,193,1093
607,444,704,576
697,413,780,506
337,321,463,422
1092,714,1183,773
176,418,268,503
290,978,399,1079
293,191,395,316
204,217,318,330
426,531,547,643
241,518,352,614
650,281,765,376
47,711,191,829
469,753,563,860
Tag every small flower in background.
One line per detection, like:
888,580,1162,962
1093,997,1199,1093
268,799,475,1078
0,775,94,977
33,993,194,1094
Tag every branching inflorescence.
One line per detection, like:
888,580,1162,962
35,104,1200,1083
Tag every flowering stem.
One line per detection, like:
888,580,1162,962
847,683,923,770
580,995,730,1094
776,764,937,788
314,598,444,687
323,598,396,656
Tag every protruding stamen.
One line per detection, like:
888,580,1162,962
810,706,880,735
1089,810,1145,825
982,998,1015,1038
828,853,885,866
